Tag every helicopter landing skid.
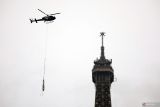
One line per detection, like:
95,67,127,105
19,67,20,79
45,21,54,24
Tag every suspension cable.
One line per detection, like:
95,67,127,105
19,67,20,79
42,24,49,95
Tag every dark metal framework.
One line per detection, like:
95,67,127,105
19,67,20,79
92,32,114,107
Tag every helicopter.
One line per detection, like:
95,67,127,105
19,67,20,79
30,9,60,23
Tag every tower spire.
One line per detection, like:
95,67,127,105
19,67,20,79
100,32,105,60
100,32,105,47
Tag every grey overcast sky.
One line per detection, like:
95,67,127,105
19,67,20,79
0,0,160,107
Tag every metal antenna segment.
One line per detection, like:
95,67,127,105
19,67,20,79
100,32,106,59
100,32,105,47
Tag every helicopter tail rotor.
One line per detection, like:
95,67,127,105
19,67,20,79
29,18,38,23
30,19,33,23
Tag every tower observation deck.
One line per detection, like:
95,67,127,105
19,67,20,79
92,32,114,107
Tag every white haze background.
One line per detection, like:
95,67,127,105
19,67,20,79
0,0,160,107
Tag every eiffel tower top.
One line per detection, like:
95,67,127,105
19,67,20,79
92,32,114,83
93,32,112,65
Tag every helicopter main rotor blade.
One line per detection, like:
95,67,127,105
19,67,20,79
50,13,60,15
38,9,48,16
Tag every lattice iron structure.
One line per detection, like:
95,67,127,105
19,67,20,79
92,32,114,107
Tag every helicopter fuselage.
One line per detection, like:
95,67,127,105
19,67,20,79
42,16,56,21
